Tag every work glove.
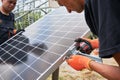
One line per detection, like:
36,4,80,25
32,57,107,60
9,29,25,38
13,29,25,34
92,48,99,55
75,38,99,54
66,55,93,70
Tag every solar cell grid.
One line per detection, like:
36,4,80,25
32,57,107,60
0,7,89,80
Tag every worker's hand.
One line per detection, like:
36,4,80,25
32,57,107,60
75,38,99,54
9,29,25,38
66,55,92,70
12,29,25,35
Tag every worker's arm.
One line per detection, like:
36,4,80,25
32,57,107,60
90,61,120,80
113,52,120,66
66,54,120,80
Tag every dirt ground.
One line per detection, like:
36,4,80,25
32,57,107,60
47,56,118,80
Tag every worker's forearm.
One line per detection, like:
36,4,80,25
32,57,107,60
89,61,120,80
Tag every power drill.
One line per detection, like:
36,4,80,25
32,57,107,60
74,38,93,54
66,38,102,63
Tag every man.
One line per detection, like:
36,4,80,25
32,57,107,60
57,0,120,80
0,0,17,44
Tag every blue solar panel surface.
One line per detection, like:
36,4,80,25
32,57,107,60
0,7,89,80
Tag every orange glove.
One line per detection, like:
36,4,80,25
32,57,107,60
92,48,99,55
83,38,99,49
66,55,92,71
75,38,99,54
13,29,17,34
13,29,25,34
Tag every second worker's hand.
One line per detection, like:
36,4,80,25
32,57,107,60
12,29,25,35
16,29,25,34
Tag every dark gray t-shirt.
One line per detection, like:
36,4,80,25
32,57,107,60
85,0,120,58
0,12,15,44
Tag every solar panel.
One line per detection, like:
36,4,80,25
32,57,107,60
0,7,89,80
